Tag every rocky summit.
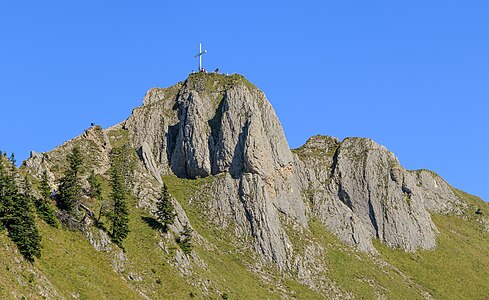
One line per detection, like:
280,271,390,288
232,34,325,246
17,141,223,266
3,73,489,299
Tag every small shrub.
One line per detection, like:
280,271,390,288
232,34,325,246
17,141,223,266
176,225,192,255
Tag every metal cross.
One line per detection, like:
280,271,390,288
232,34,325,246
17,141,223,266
194,43,207,72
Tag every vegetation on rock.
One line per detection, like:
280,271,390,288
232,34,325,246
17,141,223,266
34,170,58,227
57,146,83,214
155,182,175,231
176,224,192,254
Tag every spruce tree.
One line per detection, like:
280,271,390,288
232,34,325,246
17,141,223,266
39,171,51,199
109,158,129,248
177,225,192,255
87,171,102,200
35,171,58,227
0,158,42,262
88,171,105,224
57,146,83,214
156,182,175,231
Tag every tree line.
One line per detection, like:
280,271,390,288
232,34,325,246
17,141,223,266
0,144,133,261
0,153,42,262
0,142,190,262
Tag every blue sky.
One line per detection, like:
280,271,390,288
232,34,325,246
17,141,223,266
0,1,487,201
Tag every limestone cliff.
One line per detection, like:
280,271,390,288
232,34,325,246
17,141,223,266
119,73,463,258
20,73,481,297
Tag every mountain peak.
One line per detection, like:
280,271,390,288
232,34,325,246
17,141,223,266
125,72,291,180
16,74,489,299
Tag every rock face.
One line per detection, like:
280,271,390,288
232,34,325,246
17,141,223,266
294,135,463,252
124,74,308,270
120,73,465,262
23,72,466,271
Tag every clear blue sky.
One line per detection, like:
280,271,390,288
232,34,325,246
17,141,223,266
1,1,487,201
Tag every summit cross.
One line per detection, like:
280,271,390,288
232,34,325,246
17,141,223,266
194,43,207,72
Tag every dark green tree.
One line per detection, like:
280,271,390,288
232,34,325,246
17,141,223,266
57,146,83,214
67,146,83,176
87,171,102,200
39,170,51,200
109,155,129,248
176,225,192,255
0,158,42,262
35,171,58,227
155,182,175,231
88,171,106,224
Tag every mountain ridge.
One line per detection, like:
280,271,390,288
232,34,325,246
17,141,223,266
6,72,488,299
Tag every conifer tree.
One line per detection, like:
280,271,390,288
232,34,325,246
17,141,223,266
109,153,129,248
35,171,58,227
88,171,105,223
57,146,83,214
0,158,42,262
87,171,102,200
156,182,175,231
177,225,192,255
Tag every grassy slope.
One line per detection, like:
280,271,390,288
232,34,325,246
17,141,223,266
163,175,284,299
0,223,140,300
1,173,488,299
0,233,41,299
308,219,428,299
35,222,141,300
121,201,195,299
375,191,489,300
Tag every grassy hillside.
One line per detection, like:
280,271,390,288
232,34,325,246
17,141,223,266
375,191,489,300
1,172,488,299
0,223,140,300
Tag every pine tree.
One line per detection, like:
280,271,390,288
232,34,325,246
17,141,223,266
109,160,129,248
57,146,83,214
156,182,175,231
0,158,42,262
35,171,58,227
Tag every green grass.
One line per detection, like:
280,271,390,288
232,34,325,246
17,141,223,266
0,232,41,299
35,222,141,300
308,219,428,299
121,204,194,299
162,174,283,299
375,214,489,299
107,129,130,149
4,162,489,299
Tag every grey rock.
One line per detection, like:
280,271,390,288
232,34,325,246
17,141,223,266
411,169,466,215
293,136,376,252
138,141,162,184
330,138,438,251
86,228,112,252
170,90,214,178
105,75,470,258
294,135,465,252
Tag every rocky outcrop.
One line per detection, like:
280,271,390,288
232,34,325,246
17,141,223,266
120,74,309,270
293,135,463,252
328,138,438,251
